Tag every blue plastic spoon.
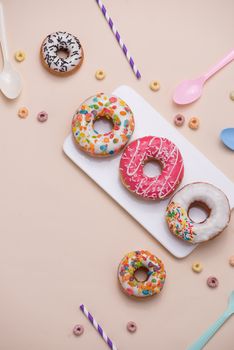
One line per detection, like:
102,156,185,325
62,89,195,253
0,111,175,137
188,291,234,350
220,128,234,151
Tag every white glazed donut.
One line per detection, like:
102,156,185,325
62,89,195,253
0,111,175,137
72,93,135,157
41,31,83,75
118,250,166,298
166,182,231,244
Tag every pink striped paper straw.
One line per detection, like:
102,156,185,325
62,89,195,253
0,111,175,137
80,304,118,350
95,0,141,79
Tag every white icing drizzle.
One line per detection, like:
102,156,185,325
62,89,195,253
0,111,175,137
120,136,184,200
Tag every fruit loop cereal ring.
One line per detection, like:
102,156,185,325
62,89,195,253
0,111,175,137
127,321,137,333
166,182,230,244
95,69,106,80
150,80,160,91
15,50,26,62
189,117,199,130
41,31,84,75
119,136,184,200
229,256,234,266
118,250,166,298
174,113,185,127
192,262,203,273
72,93,135,157
73,324,84,336
229,91,234,101
207,276,219,288
18,107,29,118
37,111,48,122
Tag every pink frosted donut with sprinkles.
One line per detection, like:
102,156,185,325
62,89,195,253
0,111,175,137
119,136,184,200
72,93,135,157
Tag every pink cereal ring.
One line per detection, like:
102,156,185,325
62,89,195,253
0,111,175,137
207,276,219,288
119,136,184,200
174,113,185,127
127,321,137,333
37,111,48,122
73,324,84,336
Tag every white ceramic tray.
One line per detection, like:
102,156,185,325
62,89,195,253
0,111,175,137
63,85,234,258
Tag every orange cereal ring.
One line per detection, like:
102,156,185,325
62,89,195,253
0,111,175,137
229,256,234,266
18,107,29,118
189,117,199,130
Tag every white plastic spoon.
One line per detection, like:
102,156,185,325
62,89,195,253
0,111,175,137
173,49,234,105
0,2,22,99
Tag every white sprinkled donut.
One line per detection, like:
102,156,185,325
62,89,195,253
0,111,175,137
118,250,166,298
72,93,135,157
41,31,83,75
119,136,184,200
166,182,231,244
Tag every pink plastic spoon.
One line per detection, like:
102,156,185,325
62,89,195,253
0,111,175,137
173,49,234,105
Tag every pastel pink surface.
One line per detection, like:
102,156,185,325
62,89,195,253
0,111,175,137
1,1,234,350
120,136,184,199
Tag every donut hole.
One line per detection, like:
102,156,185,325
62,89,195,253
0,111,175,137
143,159,162,178
93,117,114,134
134,267,149,282
188,201,210,224
57,48,69,59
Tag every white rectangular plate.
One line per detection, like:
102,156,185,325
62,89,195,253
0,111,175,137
63,85,234,258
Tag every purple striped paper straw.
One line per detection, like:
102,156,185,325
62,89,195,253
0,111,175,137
95,0,141,79
80,304,118,350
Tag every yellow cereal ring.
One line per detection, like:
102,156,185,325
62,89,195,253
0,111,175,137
229,91,234,101
15,50,26,62
192,262,203,273
95,69,106,80
150,80,160,91
18,107,29,118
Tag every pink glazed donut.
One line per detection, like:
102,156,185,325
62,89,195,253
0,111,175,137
119,136,184,200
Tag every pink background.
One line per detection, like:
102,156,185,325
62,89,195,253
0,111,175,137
1,0,234,349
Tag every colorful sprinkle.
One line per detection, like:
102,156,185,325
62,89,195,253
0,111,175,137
166,201,195,242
